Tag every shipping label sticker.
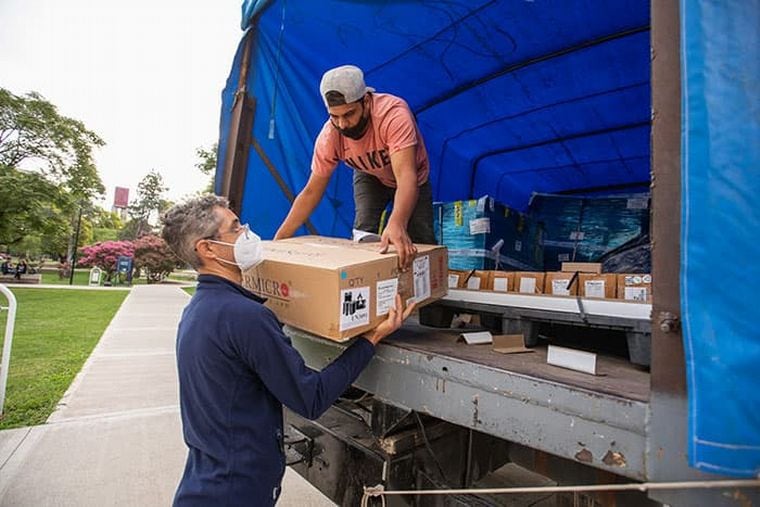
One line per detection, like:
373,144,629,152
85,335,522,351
454,201,463,227
625,287,648,302
447,274,459,289
519,277,536,294
339,287,370,331
552,279,571,296
413,255,431,301
585,280,605,298
493,277,509,292
469,217,491,235
466,276,481,290
376,279,398,316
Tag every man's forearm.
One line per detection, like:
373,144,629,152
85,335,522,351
276,191,320,238
388,178,419,227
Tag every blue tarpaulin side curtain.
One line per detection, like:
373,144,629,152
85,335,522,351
680,0,760,478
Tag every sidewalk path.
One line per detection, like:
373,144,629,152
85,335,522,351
0,285,333,506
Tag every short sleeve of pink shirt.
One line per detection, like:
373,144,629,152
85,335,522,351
311,93,430,188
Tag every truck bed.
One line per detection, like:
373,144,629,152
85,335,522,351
287,320,651,480
386,324,650,402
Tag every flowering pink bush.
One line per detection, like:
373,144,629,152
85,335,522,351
78,240,135,280
133,234,180,283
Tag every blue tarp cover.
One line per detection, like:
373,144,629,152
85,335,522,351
680,0,760,478
219,0,651,239
218,0,760,477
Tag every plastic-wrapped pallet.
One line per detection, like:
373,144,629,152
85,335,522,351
527,193,650,271
434,195,544,271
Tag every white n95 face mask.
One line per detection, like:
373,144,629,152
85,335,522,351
208,224,264,271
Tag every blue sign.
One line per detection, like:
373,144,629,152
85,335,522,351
117,256,133,282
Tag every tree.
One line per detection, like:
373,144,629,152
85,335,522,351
78,240,135,281
133,235,180,283
0,165,69,248
0,88,105,199
123,170,169,239
195,143,217,193
90,208,124,230
0,88,105,251
90,208,123,244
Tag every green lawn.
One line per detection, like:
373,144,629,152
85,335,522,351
182,287,196,296
41,269,195,287
0,288,128,429
40,270,91,285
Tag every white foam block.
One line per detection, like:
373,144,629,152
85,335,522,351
546,345,598,375
460,331,493,345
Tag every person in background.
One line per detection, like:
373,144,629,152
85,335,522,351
14,259,27,280
0,257,11,275
161,194,415,506
275,64,435,268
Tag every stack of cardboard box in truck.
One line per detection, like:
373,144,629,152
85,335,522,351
449,262,651,302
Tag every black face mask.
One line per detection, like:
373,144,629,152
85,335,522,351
336,103,370,140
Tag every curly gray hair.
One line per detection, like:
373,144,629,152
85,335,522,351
160,194,229,269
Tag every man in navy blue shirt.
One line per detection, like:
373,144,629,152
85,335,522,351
161,195,415,506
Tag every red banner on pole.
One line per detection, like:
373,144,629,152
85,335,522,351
114,187,129,208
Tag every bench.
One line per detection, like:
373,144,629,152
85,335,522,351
0,274,42,285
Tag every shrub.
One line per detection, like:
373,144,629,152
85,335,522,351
133,234,180,283
78,240,135,281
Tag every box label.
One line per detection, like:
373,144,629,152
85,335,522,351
585,280,605,298
493,277,509,292
340,287,370,330
569,231,585,240
519,277,536,293
413,255,431,301
454,201,463,227
447,274,459,289
376,279,398,316
552,279,571,296
466,276,481,290
625,287,648,302
469,217,491,235
514,240,522,252
558,253,570,262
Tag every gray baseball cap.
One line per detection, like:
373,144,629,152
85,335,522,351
319,65,375,107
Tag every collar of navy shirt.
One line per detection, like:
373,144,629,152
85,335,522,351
196,273,267,304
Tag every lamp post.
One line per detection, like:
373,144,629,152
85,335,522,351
69,203,84,286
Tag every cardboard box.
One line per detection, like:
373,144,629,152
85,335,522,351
463,270,491,290
616,274,652,302
512,272,545,294
528,193,650,271
434,195,544,271
489,271,514,292
579,273,617,299
561,262,602,274
544,272,579,296
448,270,465,289
242,236,448,341
492,334,534,355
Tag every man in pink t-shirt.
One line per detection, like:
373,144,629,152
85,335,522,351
274,65,434,268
